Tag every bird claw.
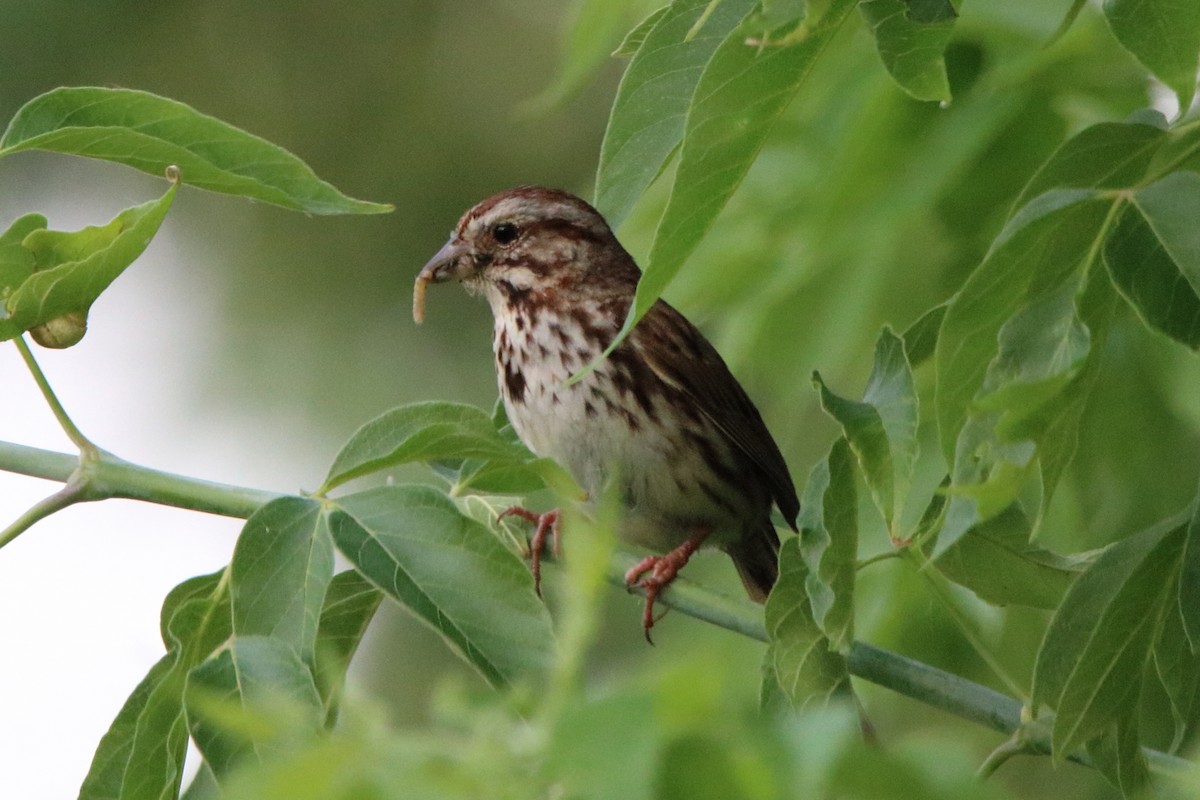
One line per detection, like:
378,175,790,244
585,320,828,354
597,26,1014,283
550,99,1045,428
624,555,681,644
624,530,709,644
498,506,560,597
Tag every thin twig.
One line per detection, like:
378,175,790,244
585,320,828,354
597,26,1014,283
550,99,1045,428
856,549,901,570
13,337,99,457
977,736,1027,779
0,482,89,549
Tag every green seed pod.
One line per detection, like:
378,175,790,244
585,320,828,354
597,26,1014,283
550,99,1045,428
29,310,88,349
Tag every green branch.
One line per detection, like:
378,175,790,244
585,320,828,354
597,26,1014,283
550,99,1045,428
14,337,100,457
0,441,1191,779
0,481,90,549
0,440,280,520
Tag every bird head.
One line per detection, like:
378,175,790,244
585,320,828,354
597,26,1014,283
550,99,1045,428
416,187,638,321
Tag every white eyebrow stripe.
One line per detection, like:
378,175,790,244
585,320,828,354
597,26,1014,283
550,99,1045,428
469,197,597,232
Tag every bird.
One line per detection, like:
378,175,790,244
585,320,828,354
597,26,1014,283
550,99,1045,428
416,186,798,640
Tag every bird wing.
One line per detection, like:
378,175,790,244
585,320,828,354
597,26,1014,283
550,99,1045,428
633,301,800,528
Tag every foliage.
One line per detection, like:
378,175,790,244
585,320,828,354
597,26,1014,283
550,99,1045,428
2,2,1200,798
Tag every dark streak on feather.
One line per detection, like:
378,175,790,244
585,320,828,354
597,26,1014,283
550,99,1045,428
503,361,526,403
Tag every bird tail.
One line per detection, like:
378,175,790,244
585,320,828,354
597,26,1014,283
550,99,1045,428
726,523,781,603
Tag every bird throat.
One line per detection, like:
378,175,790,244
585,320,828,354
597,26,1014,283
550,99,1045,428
490,297,617,491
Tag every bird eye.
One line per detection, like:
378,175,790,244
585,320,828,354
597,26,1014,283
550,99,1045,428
492,222,519,245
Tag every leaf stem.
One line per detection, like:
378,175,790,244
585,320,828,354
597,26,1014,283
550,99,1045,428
684,0,721,41
856,549,901,571
13,336,99,457
976,736,1026,779
1041,0,1088,50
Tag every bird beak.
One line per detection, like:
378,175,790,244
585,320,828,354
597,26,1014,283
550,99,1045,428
418,237,472,285
414,236,473,324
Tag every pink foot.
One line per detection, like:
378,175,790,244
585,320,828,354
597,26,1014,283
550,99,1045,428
498,506,560,597
624,530,710,644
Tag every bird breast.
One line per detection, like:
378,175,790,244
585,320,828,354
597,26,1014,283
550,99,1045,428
491,307,757,551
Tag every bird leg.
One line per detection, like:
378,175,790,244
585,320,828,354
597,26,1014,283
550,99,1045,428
624,528,711,643
497,506,560,597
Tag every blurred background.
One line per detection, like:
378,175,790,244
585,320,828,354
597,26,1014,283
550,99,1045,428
1,2,1198,798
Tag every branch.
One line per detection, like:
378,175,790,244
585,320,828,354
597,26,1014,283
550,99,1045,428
0,440,280,519
14,337,99,456
0,441,1191,778
0,481,89,548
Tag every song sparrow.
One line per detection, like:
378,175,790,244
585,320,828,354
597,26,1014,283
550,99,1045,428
416,186,798,639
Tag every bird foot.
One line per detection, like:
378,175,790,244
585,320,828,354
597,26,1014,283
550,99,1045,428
497,506,560,597
624,530,710,644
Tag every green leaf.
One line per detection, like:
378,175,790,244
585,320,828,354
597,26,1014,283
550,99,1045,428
815,328,917,532
1147,120,1200,180
1182,492,1200,650
613,5,670,57
902,302,947,368
449,458,547,495
758,651,790,714
762,0,807,26
1015,121,1168,209
0,213,44,295
0,212,45,246
1102,0,1200,110
796,437,858,651
77,654,176,800
1032,517,1187,757
80,570,232,800
935,188,1108,463
765,537,851,709
1132,172,1200,286
618,0,858,342
1153,594,1200,752
909,478,948,550
180,764,219,800
932,260,1118,555
935,414,1036,557
594,0,757,227
313,570,383,724
1085,711,1152,799
934,192,1115,558
323,401,534,491
1024,270,1119,518
186,636,324,783
0,180,177,342
1104,172,1200,350
328,485,554,688
813,374,891,520
859,0,958,103
230,497,334,665
0,87,390,215
934,505,1085,609
159,571,236,675
974,278,1092,439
